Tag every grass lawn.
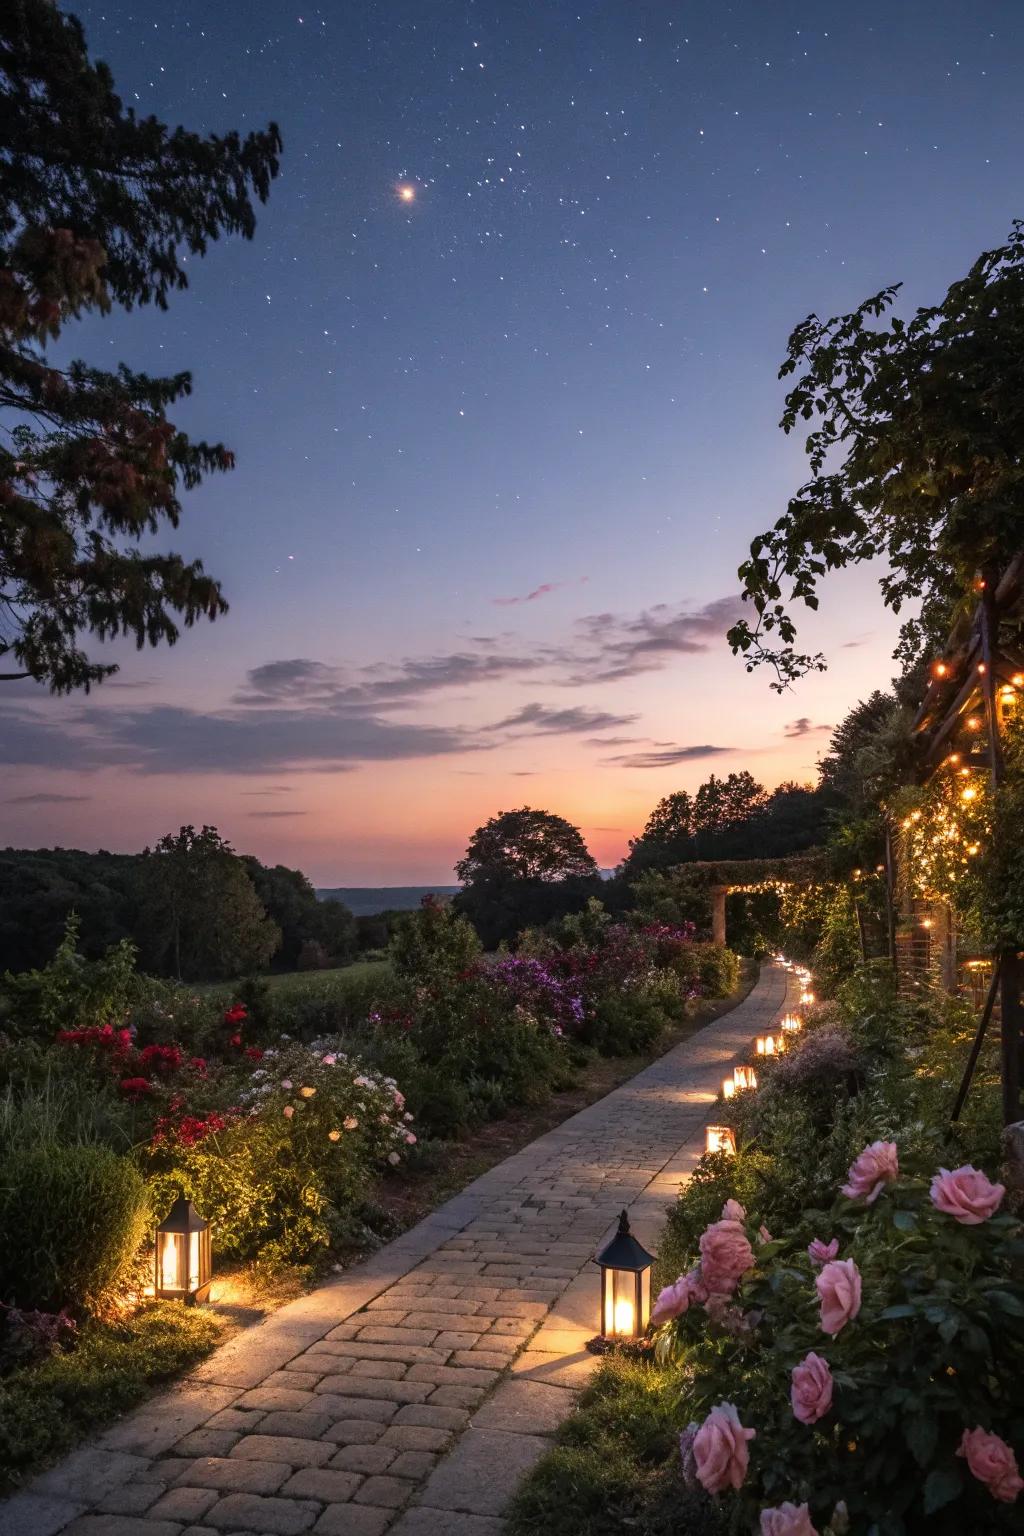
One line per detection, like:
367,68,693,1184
198,956,392,998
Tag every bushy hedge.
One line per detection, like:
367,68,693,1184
0,1143,149,1314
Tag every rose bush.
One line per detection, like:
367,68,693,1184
655,1146,1024,1534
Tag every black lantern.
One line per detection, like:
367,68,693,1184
596,1210,654,1339
155,1195,212,1304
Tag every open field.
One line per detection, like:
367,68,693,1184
198,956,391,998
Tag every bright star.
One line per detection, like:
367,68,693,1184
397,184,416,203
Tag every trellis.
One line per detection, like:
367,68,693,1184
904,552,1024,1124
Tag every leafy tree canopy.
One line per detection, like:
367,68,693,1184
728,221,1024,689
0,1,281,690
455,807,598,886
136,825,281,981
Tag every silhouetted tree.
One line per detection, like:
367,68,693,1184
0,1,281,690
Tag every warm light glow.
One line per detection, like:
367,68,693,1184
722,1076,735,1099
977,662,986,675
1014,674,1024,688
706,1125,736,1156
397,183,416,202
961,786,977,801
160,1233,180,1292
613,1297,635,1334
780,1013,803,1033
800,989,815,1005
933,661,948,678
966,715,982,731
755,1034,777,1056
733,1064,757,1090
921,918,933,929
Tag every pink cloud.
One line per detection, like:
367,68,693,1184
492,576,587,607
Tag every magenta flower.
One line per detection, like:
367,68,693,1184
693,1402,755,1493
816,1258,862,1336
699,1219,754,1297
930,1165,1005,1225
958,1427,1023,1503
759,1503,818,1535
841,1140,898,1203
807,1237,839,1267
790,1351,833,1424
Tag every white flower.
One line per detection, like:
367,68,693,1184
280,1078,293,1089
387,1151,400,1165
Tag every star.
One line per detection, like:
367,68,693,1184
397,184,416,203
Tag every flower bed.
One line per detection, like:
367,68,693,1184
509,966,1023,1536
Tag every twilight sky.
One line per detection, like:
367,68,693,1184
2,1,1022,883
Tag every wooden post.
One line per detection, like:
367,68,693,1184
1001,950,1023,1127
884,823,897,966
711,886,727,948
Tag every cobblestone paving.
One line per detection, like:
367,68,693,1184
0,964,797,1536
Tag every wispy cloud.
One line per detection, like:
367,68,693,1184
5,792,91,805
602,744,734,768
784,718,832,738
492,576,588,607
247,810,309,818
490,703,639,736
565,594,747,684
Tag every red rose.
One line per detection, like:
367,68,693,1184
245,1046,264,1061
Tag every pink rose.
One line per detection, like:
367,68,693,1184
790,1351,833,1424
758,1225,773,1244
841,1140,898,1203
930,1165,1005,1225
958,1427,1023,1503
693,1401,755,1493
807,1237,839,1268
699,1219,754,1296
721,1199,746,1222
760,1502,818,1536
651,1267,704,1326
282,1105,294,1119
816,1258,862,1336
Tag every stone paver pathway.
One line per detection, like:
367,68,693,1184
0,963,797,1536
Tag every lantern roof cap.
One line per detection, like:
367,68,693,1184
596,1210,654,1272
157,1194,209,1233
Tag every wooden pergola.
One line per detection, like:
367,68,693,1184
663,853,828,948
906,553,1024,1124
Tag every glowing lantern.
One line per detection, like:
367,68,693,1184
733,1064,757,1091
755,1034,777,1056
705,1124,737,1156
595,1211,653,1340
800,989,815,1005
155,1195,212,1304
780,1013,802,1034
722,1076,736,1099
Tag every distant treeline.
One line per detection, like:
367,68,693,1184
317,885,461,918
0,832,360,979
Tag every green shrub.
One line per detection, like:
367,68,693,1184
0,1143,149,1312
1,915,143,1039
0,1302,221,1493
690,942,740,998
145,1039,411,1265
389,897,481,983
585,992,668,1056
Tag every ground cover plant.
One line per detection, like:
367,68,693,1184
509,965,1021,1536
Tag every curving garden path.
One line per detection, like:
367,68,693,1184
0,962,799,1536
